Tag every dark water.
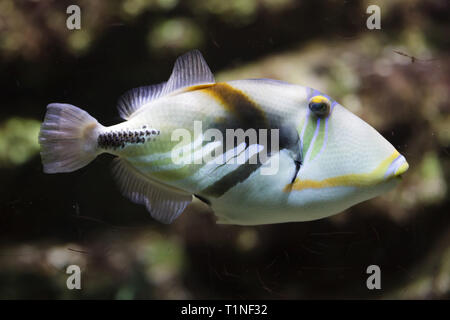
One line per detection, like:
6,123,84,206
0,0,448,299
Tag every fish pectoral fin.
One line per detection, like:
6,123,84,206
117,82,166,120
162,49,215,95
112,158,192,224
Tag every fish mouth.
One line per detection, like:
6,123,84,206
385,154,409,179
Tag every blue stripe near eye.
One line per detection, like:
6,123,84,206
300,108,310,155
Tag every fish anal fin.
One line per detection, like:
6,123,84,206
112,158,192,224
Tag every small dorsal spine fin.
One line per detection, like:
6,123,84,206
116,50,215,120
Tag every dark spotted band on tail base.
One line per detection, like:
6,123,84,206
98,126,160,150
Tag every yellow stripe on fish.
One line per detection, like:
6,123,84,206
285,151,400,192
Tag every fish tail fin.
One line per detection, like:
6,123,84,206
39,103,104,173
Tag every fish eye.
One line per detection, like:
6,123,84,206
308,96,331,117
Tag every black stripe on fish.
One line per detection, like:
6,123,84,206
201,162,263,198
202,82,301,155
185,83,303,197
194,194,211,205
197,124,302,197
202,83,269,129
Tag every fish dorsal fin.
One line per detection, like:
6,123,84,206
117,82,166,120
112,158,192,224
162,49,215,95
117,50,213,120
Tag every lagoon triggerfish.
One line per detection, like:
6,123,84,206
39,50,408,225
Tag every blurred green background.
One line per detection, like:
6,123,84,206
0,0,449,299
